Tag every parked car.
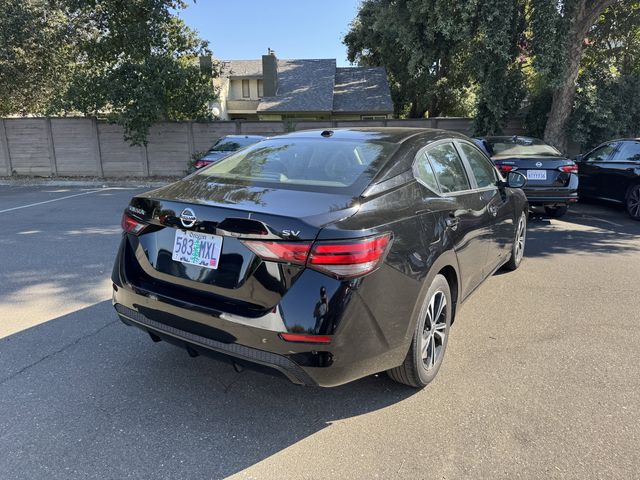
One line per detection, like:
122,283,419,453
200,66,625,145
113,128,528,389
575,138,640,220
194,135,265,169
478,136,579,218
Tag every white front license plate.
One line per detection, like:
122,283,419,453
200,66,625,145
172,230,223,269
527,169,547,181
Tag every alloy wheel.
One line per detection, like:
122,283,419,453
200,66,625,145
421,291,447,370
515,213,527,263
627,187,640,219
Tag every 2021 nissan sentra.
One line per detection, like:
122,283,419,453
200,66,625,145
112,128,529,388
478,136,579,218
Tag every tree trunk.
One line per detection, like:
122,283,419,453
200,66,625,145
544,0,615,152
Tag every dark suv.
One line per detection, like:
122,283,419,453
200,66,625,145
113,128,528,388
576,139,640,220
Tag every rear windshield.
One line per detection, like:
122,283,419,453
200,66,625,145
487,138,561,157
196,138,398,194
210,137,260,152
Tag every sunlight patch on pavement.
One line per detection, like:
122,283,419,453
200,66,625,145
0,277,112,339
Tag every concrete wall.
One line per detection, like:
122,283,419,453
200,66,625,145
0,117,527,177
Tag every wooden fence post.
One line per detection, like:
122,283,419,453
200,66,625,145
46,118,58,176
141,145,150,176
187,122,195,158
0,119,12,176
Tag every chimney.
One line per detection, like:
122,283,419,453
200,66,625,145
262,48,278,97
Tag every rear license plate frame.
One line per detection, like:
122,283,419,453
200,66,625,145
172,229,223,270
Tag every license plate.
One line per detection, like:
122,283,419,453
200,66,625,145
527,169,547,181
172,230,223,269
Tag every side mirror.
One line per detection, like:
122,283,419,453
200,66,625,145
574,154,584,163
506,171,527,188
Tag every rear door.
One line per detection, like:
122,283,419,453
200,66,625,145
600,141,640,201
578,142,619,197
457,141,513,272
417,142,492,298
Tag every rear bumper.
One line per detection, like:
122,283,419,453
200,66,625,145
523,176,579,206
114,303,317,385
111,237,414,387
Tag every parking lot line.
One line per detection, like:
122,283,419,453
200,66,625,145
0,188,112,214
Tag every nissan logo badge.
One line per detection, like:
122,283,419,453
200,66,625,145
180,208,197,228
536,161,543,168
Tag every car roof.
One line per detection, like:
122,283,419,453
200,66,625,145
270,127,470,144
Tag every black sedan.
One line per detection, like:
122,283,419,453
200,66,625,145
193,135,265,169
575,138,640,220
479,136,579,218
113,128,528,388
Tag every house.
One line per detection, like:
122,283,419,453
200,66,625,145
209,49,394,121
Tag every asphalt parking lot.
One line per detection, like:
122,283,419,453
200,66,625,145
1,184,639,479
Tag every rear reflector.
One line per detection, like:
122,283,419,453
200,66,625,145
279,333,332,344
121,212,148,235
559,164,578,173
241,233,392,279
194,160,209,169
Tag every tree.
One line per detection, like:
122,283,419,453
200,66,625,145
0,1,75,116
344,0,478,118
1,0,218,145
531,0,617,151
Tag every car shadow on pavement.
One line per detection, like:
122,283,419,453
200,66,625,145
0,300,418,480
524,206,639,259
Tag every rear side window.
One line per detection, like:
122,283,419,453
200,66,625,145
414,151,440,193
426,143,470,193
459,143,498,188
196,138,398,194
613,141,640,162
585,143,617,162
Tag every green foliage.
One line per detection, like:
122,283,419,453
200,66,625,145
568,0,640,148
0,0,218,145
344,0,479,118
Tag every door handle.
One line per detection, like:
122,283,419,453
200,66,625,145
488,205,498,217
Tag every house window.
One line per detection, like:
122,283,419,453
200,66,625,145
361,115,388,120
242,79,250,98
257,79,264,98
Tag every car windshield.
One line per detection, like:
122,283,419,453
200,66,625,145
210,137,259,152
196,138,398,194
487,137,562,157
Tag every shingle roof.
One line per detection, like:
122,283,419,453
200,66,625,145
257,59,336,113
220,57,394,114
332,67,394,113
223,60,263,78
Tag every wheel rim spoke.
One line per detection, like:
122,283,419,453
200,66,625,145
422,290,448,369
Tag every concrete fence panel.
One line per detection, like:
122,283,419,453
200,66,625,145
98,123,146,177
51,118,100,176
0,116,529,178
146,123,191,176
4,118,52,176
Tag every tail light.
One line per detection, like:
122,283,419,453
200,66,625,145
194,160,209,169
121,212,148,235
558,163,578,173
496,164,516,174
241,233,392,279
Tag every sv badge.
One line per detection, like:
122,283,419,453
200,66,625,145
282,229,301,237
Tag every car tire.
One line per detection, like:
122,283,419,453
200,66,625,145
625,184,640,220
387,274,452,388
544,205,568,218
503,211,527,271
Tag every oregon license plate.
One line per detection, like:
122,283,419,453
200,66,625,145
527,169,547,181
172,230,223,269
